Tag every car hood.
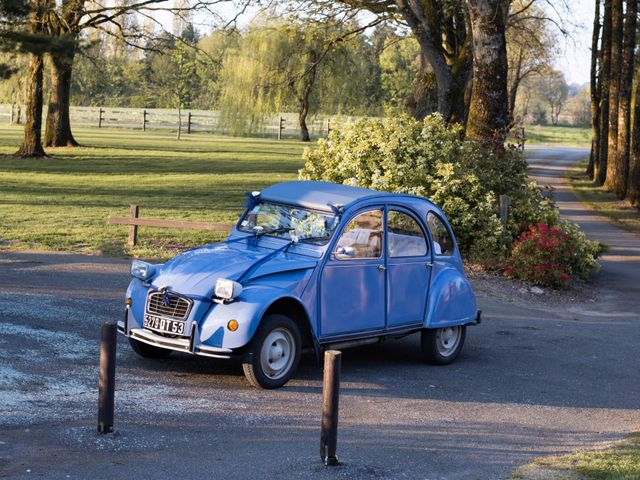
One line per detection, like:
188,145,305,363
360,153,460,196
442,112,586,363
150,242,317,298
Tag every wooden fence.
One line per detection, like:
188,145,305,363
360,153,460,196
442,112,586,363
0,104,362,140
107,204,233,246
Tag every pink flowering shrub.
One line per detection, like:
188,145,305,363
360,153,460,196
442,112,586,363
504,223,600,288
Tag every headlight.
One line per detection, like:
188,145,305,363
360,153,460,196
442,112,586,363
131,260,156,281
215,278,243,301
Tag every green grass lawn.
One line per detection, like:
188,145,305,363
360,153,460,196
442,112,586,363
566,159,640,235
0,125,307,257
523,125,592,148
511,433,640,480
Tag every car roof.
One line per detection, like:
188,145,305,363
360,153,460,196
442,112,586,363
259,181,396,212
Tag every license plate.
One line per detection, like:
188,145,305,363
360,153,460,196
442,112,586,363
144,313,185,335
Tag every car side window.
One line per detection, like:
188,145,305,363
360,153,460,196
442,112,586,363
387,210,427,257
335,210,383,259
426,212,454,256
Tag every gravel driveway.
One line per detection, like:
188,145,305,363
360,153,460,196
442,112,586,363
1,147,639,479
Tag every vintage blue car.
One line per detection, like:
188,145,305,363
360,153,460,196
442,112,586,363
119,181,480,388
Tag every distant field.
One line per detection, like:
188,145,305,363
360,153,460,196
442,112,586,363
523,125,592,148
0,125,306,257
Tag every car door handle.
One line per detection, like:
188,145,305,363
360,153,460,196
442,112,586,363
377,265,386,272
426,262,433,268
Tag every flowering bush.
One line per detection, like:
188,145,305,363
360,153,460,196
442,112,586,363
504,223,600,287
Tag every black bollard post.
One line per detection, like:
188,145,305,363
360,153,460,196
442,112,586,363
98,321,117,433
320,350,341,466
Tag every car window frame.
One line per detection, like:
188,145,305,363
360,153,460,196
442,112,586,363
331,207,385,261
385,207,430,259
426,211,455,257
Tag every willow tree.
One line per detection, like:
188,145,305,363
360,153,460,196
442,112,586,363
216,17,365,141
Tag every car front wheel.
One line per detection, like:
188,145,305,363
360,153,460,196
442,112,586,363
242,314,301,389
129,337,172,359
421,325,466,365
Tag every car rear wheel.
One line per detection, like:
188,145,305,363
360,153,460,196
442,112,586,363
242,314,301,389
421,325,466,365
129,337,172,359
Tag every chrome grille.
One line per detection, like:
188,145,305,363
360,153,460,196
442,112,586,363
146,291,192,320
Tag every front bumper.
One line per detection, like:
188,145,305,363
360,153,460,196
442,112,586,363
117,315,234,360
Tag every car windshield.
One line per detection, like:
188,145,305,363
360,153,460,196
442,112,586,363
238,201,339,245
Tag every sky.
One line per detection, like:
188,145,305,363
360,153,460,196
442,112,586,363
553,0,595,86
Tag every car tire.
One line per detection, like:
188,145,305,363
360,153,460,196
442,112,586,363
129,337,172,359
242,314,301,389
421,325,466,365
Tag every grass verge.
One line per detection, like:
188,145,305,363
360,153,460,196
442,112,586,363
523,125,592,148
0,125,307,258
566,159,640,235
510,433,640,480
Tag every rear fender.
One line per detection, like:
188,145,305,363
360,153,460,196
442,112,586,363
425,264,478,328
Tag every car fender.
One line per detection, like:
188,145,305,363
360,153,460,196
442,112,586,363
424,263,478,328
199,285,313,350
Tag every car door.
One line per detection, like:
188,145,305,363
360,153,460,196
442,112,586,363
319,208,386,338
386,208,432,328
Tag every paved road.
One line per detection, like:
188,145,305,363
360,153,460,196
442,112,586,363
1,148,639,479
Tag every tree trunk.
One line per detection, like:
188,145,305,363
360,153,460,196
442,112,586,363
465,0,509,148
396,0,472,125
299,104,310,142
45,47,79,147
603,0,623,192
15,53,46,157
596,0,613,185
176,101,182,140
611,0,637,198
508,47,524,127
588,0,601,178
626,68,640,204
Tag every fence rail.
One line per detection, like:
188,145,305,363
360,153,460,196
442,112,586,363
0,104,362,139
107,204,233,246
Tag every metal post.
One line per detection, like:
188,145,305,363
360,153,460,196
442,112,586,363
327,119,331,137
142,109,147,131
278,117,284,140
499,195,511,228
98,108,104,128
98,321,117,434
187,112,192,134
320,350,341,466
128,204,139,247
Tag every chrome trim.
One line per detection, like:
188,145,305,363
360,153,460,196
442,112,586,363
129,328,233,359
145,290,193,320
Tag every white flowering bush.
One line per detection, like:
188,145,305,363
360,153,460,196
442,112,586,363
300,114,600,271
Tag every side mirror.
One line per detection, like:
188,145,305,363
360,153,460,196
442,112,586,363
334,246,355,260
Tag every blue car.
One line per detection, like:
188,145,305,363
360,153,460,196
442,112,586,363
119,181,480,388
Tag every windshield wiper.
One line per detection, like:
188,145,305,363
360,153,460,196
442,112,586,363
253,226,291,237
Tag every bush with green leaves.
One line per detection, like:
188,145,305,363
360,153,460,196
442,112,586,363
300,114,600,281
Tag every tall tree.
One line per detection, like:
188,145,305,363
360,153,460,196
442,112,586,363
610,0,636,197
44,0,83,147
465,0,509,146
595,0,612,185
15,0,50,157
587,0,601,177
331,0,472,123
603,0,624,192
627,67,640,204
